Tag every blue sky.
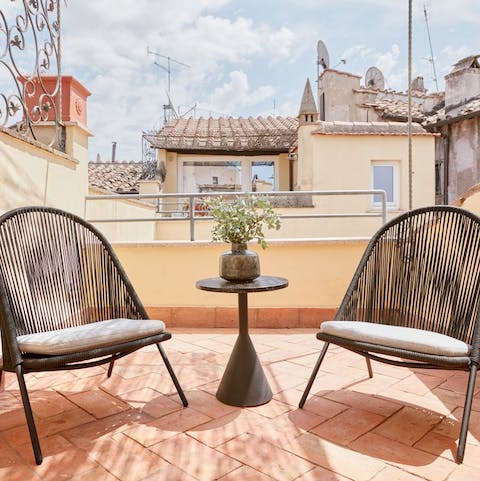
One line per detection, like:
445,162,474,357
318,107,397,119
59,0,479,161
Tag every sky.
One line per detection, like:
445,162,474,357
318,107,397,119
57,0,479,161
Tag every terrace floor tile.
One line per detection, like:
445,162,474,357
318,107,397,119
0,328,476,480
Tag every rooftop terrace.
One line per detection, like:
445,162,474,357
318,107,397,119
1,328,478,480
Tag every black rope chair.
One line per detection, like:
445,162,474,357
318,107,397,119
299,206,480,463
0,206,188,464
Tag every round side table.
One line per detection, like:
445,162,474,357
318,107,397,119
196,275,288,407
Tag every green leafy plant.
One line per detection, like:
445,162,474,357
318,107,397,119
208,196,281,249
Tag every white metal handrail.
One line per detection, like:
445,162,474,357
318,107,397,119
84,190,387,241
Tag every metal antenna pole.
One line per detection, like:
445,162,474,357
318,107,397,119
147,47,190,123
147,47,190,95
423,4,439,92
408,0,413,210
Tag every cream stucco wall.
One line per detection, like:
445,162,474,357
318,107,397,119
85,187,157,242
0,125,89,216
113,238,367,310
296,125,317,190
153,209,386,241
304,132,435,217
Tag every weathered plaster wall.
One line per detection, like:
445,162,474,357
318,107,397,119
448,118,480,203
318,70,361,121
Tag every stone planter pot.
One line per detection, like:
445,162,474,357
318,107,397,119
219,243,260,281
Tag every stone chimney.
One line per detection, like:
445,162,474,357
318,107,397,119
317,69,361,121
445,55,480,114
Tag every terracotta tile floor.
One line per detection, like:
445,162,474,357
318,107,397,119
1,328,480,480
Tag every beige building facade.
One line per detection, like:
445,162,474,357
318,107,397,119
297,77,436,219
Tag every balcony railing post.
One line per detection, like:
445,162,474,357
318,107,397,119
189,195,195,241
381,191,387,225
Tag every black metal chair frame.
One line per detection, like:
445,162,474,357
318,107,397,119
0,206,188,464
299,206,480,463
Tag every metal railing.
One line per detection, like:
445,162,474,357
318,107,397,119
0,1,63,149
85,190,387,241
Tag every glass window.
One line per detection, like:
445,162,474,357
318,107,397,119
182,161,242,193
372,163,397,207
251,161,275,192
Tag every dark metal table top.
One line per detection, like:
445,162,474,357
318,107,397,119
196,275,288,294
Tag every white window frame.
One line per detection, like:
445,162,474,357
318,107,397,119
250,159,277,192
178,158,243,192
178,156,278,193
371,161,399,209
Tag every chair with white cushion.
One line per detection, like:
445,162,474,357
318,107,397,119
299,206,480,463
0,206,188,464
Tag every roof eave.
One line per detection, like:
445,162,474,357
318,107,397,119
424,109,480,129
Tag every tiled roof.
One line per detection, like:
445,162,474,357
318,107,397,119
88,161,148,194
367,98,426,122
313,121,430,135
145,116,298,152
450,54,480,74
424,97,480,125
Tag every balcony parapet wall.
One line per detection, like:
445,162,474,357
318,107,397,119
112,238,368,328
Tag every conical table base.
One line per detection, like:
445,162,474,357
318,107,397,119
216,334,272,406
195,276,288,407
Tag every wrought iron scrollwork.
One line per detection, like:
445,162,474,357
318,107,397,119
0,0,62,149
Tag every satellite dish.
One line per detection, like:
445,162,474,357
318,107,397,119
365,66,385,90
317,40,330,70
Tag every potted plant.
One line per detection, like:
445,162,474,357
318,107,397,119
208,195,281,281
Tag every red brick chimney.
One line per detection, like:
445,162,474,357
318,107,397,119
21,76,91,126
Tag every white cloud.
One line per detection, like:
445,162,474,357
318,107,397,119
422,0,480,25
203,70,274,115
7,0,472,161
376,44,400,79
341,45,375,62
440,45,471,73
340,44,403,90
60,1,296,160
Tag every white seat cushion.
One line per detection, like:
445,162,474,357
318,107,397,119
320,320,470,357
17,318,166,355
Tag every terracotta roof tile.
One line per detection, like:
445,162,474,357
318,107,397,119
88,161,148,194
367,98,425,122
145,116,298,152
313,121,430,135
424,97,480,125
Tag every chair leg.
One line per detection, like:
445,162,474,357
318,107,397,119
0,369,4,391
299,342,330,408
16,365,43,465
107,361,115,378
457,363,478,463
156,343,188,407
366,357,373,378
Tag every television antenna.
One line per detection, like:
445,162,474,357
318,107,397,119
147,47,191,123
147,47,190,93
423,5,439,91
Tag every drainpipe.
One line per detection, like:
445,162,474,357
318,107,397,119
444,126,450,204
